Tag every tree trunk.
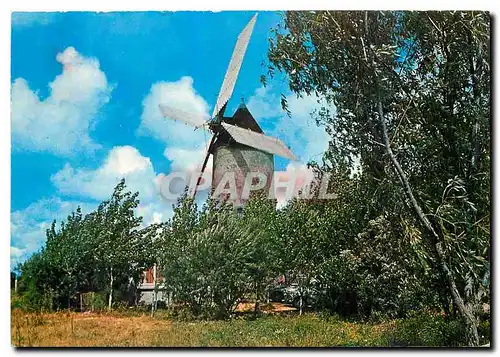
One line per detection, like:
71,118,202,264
299,293,303,315
151,264,157,317
108,267,114,311
254,283,260,315
168,291,173,311
362,12,479,345
376,98,479,346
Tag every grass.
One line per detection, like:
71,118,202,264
11,307,485,347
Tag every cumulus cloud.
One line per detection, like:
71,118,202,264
51,145,176,226
246,86,283,119
51,146,158,202
139,76,214,196
246,86,331,164
11,46,112,156
164,147,213,173
138,76,210,149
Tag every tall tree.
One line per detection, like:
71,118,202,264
18,179,152,311
92,179,148,310
266,11,490,345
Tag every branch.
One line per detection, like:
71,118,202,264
390,97,413,145
427,15,444,36
363,11,479,346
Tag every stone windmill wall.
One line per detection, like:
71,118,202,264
211,101,274,207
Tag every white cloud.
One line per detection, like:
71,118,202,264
138,76,210,149
246,86,283,119
51,145,177,226
164,147,213,173
246,86,331,164
11,46,112,156
136,201,174,227
139,76,213,189
51,145,158,202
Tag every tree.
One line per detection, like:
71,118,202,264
91,179,149,310
266,11,490,345
44,208,88,308
276,198,324,314
17,179,153,311
159,194,278,319
237,194,279,314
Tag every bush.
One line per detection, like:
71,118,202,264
174,306,197,322
83,291,107,311
12,289,54,312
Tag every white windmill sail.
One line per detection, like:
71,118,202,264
159,104,210,128
221,122,296,161
211,13,258,118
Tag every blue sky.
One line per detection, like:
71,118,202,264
10,11,330,268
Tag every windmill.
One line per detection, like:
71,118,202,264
159,13,296,206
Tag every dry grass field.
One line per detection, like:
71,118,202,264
10,309,391,347
11,306,484,347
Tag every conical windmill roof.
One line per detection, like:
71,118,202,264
211,98,265,152
223,98,263,134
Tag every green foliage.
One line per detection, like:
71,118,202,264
265,10,490,345
387,311,466,347
83,292,108,311
159,195,275,319
13,10,490,347
195,312,466,347
16,179,152,311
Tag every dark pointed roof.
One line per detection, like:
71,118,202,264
222,98,263,133
211,98,264,152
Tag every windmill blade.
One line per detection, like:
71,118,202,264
190,132,218,199
159,104,210,128
211,13,258,119
221,122,296,161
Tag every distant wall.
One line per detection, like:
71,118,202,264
139,290,168,305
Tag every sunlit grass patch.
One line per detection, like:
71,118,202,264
11,308,485,347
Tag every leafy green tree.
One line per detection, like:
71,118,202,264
17,179,153,311
160,195,277,319
91,179,150,310
276,198,325,314
44,208,88,308
238,194,279,314
265,10,490,345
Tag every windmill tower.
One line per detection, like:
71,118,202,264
159,13,296,207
